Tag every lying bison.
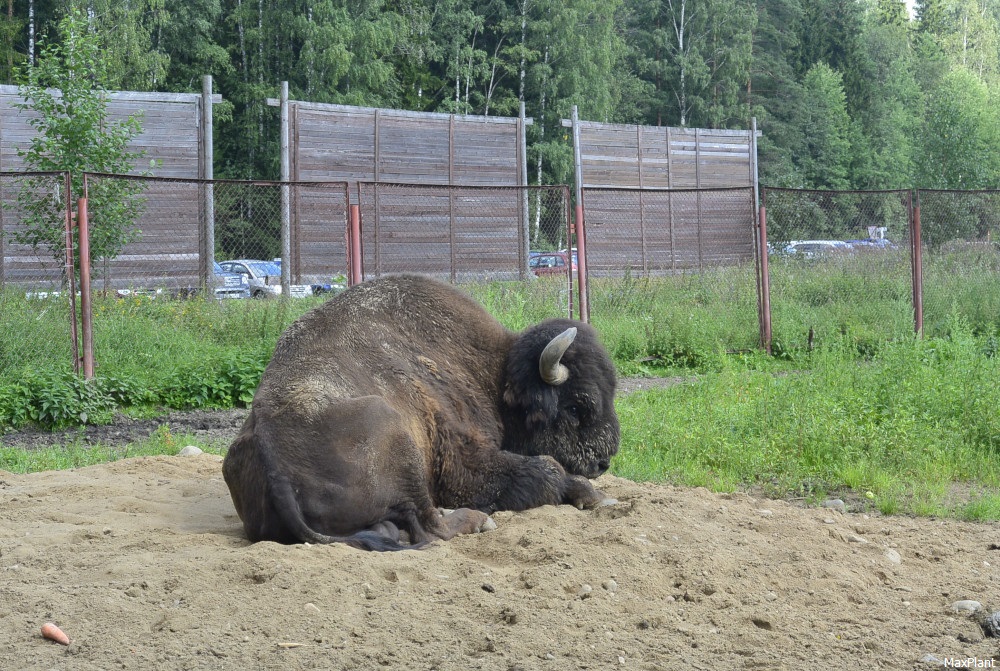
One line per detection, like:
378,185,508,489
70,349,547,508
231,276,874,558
223,274,619,551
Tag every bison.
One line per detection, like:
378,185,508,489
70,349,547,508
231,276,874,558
222,274,620,551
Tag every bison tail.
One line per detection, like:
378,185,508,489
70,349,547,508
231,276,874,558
337,530,428,552
268,477,419,552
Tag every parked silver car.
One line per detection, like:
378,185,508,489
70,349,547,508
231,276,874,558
212,262,251,299
217,259,312,298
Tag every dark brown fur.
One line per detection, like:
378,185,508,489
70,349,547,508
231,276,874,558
223,274,619,551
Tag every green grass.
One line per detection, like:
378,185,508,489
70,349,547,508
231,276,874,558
0,425,225,473
3,264,1000,521
612,322,1000,519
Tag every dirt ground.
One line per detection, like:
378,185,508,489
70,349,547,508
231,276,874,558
2,379,999,670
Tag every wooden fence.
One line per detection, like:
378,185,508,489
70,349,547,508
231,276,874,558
266,94,532,281
0,84,219,289
565,115,760,275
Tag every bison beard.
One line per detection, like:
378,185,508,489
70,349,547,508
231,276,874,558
223,274,620,551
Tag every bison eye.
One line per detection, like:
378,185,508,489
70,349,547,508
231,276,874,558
567,404,581,419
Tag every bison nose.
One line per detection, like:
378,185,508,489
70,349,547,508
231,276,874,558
596,459,611,474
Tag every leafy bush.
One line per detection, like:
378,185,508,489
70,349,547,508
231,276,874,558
0,370,117,430
159,352,266,410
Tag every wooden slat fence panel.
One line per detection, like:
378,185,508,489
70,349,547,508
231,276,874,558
582,187,756,276
1,86,216,289
358,183,564,282
279,101,529,202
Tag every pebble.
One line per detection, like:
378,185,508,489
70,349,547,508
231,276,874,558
822,498,846,513
602,579,618,593
177,445,203,456
578,584,593,599
304,603,321,615
884,549,902,564
951,600,983,614
758,509,774,518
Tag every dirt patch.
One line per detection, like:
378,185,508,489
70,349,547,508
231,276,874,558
1,378,998,669
1,459,998,670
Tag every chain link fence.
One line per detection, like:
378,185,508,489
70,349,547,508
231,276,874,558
761,188,914,354
917,190,1000,338
8,171,1000,380
0,171,79,376
579,186,760,366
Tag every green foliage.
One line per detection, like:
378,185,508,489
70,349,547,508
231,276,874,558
160,352,267,409
10,6,146,280
799,62,853,190
613,323,1000,518
0,369,117,430
7,0,1000,191
0,5,27,84
918,67,1000,189
0,425,226,474
0,290,312,431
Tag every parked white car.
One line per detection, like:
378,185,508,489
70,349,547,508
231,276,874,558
217,259,312,298
783,240,854,258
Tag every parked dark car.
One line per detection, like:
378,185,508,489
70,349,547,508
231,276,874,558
529,251,571,276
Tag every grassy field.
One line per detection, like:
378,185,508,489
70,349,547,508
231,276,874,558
2,260,999,520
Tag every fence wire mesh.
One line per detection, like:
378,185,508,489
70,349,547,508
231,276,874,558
917,190,1000,338
580,187,760,365
762,188,913,353
0,171,78,376
358,182,574,322
83,174,204,297
77,176,351,298
12,169,1000,384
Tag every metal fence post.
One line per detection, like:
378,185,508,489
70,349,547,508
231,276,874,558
571,106,589,323
64,173,80,374
757,189,773,355
77,195,95,380
911,190,923,336
348,203,362,286
200,75,215,299
575,194,590,324
519,101,530,280
280,81,291,297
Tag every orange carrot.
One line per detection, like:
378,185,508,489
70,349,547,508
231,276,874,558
41,622,70,645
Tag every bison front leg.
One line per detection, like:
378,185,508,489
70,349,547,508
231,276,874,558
442,452,612,514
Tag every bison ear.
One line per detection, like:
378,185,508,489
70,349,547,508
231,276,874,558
539,327,576,386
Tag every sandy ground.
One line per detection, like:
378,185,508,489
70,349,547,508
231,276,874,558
1,451,999,671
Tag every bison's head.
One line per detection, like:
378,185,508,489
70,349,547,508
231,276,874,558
501,319,620,479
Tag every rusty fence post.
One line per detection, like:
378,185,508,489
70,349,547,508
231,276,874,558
63,173,80,374
757,189,773,355
77,196,95,380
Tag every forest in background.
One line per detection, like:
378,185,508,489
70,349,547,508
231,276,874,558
1,0,999,191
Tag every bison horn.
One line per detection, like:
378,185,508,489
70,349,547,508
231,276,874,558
539,327,577,385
